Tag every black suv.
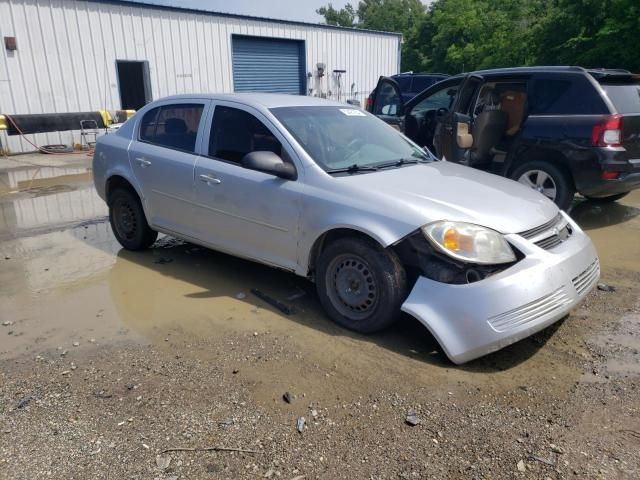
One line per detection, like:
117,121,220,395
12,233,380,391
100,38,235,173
371,67,640,210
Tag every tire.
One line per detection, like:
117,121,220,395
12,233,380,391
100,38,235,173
583,192,630,203
316,236,407,333
511,161,575,211
108,188,157,250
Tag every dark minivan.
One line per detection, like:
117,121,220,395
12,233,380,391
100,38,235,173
371,67,640,210
366,72,449,111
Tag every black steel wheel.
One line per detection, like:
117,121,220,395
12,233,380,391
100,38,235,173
316,236,407,333
108,188,157,250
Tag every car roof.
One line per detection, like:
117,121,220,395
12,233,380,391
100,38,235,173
392,72,449,78
157,93,350,109
461,66,632,78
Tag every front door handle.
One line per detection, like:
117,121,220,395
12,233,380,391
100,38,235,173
199,174,221,185
135,157,152,168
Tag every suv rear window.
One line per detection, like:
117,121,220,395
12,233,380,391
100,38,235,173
393,76,413,92
530,76,608,115
410,76,444,93
600,82,640,114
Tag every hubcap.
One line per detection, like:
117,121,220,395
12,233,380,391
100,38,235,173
518,169,557,201
326,254,377,320
113,199,137,240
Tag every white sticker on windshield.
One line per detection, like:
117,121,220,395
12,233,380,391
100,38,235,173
339,108,366,117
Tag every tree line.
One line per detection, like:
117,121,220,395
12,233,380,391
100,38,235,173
317,0,639,74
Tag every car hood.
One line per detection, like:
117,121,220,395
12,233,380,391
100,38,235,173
338,161,559,234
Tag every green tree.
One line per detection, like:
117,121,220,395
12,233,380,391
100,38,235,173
316,3,356,27
531,0,640,71
317,0,427,71
317,0,640,74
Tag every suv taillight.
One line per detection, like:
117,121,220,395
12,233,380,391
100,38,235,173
591,114,623,147
366,95,373,111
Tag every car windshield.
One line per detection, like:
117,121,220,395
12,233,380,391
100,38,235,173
600,81,640,114
270,106,429,172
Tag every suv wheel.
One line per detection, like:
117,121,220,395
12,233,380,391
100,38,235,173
109,188,158,250
316,237,407,333
583,192,630,203
511,161,575,211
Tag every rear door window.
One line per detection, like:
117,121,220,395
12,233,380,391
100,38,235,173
140,103,204,153
530,76,608,115
410,76,444,94
209,106,282,163
600,82,640,114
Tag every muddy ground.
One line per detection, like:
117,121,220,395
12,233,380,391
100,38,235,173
0,153,639,479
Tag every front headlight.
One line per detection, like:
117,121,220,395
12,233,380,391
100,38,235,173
422,221,516,265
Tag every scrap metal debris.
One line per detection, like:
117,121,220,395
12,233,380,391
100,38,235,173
405,409,420,426
296,416,306,433
597,283,616,292
250,289,293,315
161,445,258,454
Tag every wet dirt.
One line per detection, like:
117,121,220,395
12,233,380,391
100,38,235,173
0,155,639,479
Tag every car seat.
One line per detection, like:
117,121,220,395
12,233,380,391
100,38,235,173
469,90,508,166
160,117,196,151
500,90,527,136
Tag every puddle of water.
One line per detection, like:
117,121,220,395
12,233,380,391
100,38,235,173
572,191,640,272
0,166,107,239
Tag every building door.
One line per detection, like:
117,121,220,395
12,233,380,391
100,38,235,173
116,60,152,110
232,36,305,95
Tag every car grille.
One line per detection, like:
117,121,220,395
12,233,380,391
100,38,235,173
518,213,572,251
487,286,571,332
572,259,600,296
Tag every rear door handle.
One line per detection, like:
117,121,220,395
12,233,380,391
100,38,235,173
135,157,151,167
199,174,221,185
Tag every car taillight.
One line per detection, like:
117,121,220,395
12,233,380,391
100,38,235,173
366,95,373,111
591,114,623,147
601,171,620,180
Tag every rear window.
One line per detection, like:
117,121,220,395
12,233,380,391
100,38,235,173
393,76,413,92
600,82,640,114
410,76,444,93
530,76,608,115
139,103,204,153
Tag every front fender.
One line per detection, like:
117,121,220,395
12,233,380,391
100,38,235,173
296,218,417,277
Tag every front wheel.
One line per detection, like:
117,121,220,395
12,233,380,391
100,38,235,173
583,192,630,203
109,188,158,250
511,161,575,211
315,237,407,333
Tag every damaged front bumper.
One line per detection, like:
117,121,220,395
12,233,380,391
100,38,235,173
401,215,599,364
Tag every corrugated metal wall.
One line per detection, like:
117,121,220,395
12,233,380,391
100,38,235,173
0,0,400,153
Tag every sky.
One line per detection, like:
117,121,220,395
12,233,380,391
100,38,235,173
133,0,353,23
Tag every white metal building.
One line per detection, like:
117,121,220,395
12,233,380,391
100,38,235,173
0,0,401,153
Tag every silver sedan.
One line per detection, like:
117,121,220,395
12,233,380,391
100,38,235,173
93,93,599,363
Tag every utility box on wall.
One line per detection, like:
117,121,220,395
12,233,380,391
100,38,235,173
4,36,17,51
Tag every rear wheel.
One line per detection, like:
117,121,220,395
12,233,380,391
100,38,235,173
109,188,157,250
511,161,575,211
316,237,407,333
583,192,630,203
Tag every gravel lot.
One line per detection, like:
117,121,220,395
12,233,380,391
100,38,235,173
1,154,639,479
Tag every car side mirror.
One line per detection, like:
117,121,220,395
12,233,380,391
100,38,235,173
241,151,297,180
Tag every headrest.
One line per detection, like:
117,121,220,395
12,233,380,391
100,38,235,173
483,89,501,106
165,118,188,134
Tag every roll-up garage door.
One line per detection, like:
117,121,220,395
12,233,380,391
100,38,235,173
232,36,305,95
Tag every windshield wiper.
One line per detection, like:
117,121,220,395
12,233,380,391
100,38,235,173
326,163,379,174
377,158,421,169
